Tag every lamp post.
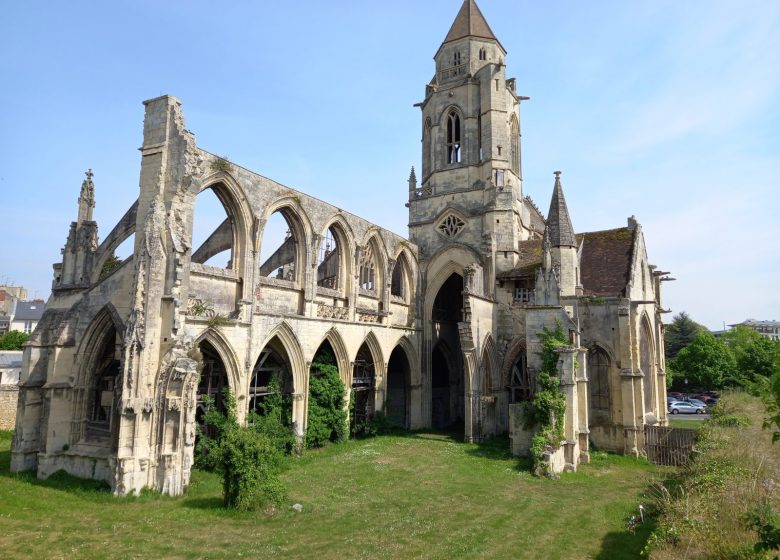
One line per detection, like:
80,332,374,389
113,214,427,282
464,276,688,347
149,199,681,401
684,378,688,399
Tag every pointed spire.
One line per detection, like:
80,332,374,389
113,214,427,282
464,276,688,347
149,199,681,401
408,166,417,191
545,171,576,247
77,168,95,224
440,0,502,48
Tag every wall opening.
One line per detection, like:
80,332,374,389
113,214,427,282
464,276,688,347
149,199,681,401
430,272,464,433
196,340,230,438
589,347,610,416
249,337,294,427
351,342,376,434
386,345,410,428
191,187,234,269
259,210,297,281
86,323,120,443
317,226,341,290
507,348,532,403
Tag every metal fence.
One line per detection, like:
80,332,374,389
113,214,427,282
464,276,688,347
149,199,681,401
644,425,698,466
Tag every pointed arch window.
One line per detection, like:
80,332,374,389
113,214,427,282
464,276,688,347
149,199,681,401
479,47,487,61
359,244,377,294
453,51,461,66
510,116,519,175
508,349,532,403
423,117,432,177
589,347,610,412
446,110,461,164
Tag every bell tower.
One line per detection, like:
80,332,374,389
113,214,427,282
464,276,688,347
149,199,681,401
409,0,534,277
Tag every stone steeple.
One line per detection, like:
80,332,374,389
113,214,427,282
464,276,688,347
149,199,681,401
439,0,503,51
77,169,96,224
545,171,576,247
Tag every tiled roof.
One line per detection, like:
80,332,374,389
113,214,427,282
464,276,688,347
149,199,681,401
441,0,499,46
578,227,636,297
0,351,23,368
13,301,45,321
498,239,543,279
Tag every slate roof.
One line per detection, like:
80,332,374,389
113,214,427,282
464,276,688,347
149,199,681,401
545,173,576,247
578,227,636,297
13,301,45,321
440,0,503,49
0,351,23,368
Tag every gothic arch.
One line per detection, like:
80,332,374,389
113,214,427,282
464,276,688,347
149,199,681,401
358,231,387,298
194,172,253,280
258,198,312,285
194,328,242,398
390,249,414,302
317,215,355,294
255,321,307,397
73,304,125,388
440,105,464,165
356,330,385,384
315,327,350,386
588,343,612,414
424,246,481,321
480,335,498,394
639,312,656,413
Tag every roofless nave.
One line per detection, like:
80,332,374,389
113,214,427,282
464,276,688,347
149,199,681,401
12,0,669,494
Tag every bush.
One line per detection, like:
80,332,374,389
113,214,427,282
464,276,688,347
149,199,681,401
306,349,347,448
221,426,287,511
0,330,29,350
196,389,288,511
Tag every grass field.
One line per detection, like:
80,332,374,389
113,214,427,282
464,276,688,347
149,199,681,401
667,418,704,429
0,431,660,559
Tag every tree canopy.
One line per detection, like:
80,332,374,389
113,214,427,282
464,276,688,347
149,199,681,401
0,330,29,350
664,311,707,359
671,330,737,390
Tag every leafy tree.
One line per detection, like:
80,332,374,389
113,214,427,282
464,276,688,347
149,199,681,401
664,311,707,359
671,330,736,390
723,325,778,381
0,330,29,350
306,347,347,448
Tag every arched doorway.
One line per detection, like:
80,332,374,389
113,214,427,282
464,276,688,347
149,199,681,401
307,339,347,447
351,342,376,435
196,340,230,437
86,323,121,443
386,346,411,428
249,336,294,427
430,272,465,433
640,319,655,413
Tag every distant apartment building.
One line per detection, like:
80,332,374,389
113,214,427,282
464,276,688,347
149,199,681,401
729,319,780,341
9,300,45,334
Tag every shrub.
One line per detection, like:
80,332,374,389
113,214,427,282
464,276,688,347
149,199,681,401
306,349,347,448
196,389,288,511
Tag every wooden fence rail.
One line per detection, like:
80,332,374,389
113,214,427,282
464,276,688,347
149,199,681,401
644,425,698,466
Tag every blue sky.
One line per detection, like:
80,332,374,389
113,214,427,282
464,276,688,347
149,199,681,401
1,0,778,330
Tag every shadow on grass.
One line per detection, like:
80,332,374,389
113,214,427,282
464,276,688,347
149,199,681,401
0,448,112,497
182,496,224,510
595,515,656,559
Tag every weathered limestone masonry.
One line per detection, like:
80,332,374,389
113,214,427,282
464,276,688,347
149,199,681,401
13,0,670,491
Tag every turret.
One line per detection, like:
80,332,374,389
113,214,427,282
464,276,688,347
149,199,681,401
55,169,98,289
543,171,580,297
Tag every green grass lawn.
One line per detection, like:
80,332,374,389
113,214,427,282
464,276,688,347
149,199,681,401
667,418,704,429
0,430,659,559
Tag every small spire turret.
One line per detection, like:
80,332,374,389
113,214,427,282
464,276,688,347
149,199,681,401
408,166,417,192
545,171,576,248
77,168,95,224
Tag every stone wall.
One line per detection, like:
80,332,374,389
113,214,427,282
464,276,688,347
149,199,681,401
0,385,18,430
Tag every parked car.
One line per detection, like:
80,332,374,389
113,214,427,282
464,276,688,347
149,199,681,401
668,401,707,414
686,398,708,408
668,392,684,400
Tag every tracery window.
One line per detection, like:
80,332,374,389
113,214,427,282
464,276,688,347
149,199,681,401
317,227,340,289
390,257,405,299
453,51,461,66
437,214,465,237
446,110,461,164
359,245,376,293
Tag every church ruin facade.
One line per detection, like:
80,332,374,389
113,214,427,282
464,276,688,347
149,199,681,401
12,0,670,494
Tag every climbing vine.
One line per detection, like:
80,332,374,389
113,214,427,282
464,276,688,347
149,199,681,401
524,323,569,476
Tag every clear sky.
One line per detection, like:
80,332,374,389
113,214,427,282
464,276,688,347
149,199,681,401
1,0,778,330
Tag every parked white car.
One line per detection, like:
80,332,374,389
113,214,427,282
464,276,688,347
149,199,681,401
668,401,707,415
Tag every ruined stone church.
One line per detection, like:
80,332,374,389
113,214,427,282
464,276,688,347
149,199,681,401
12,0,669,494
